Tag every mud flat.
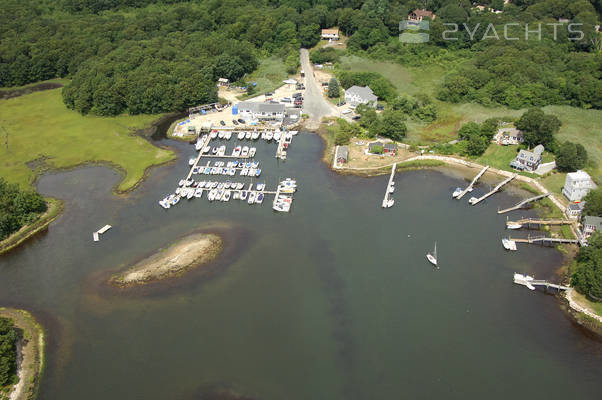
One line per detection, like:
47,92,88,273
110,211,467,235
110,233,223,287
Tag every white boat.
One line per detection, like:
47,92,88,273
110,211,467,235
249,147,256,157
195,141,203,151
386,199,394,207
189,158,196,166
388,182,395,193
208,190,216,201
273,201,291,212
225,131,232,140
223,190,231,201
210,130,218,139
468,196,478,205
256,182,264,191
194,188,203,198
240,168,248,176
171,195,181,206
233,146,241,157
502,238,518,251
266,131,274,141
426,241,438,267
236,182,244,190
249,168,256,177
278,186,295,194
245,131,252,139
224,181,231,189
255,169,262,177
241,146,249,157
159,199,170,209
248,192,256,204
514,273,536,290
237,131,245,140
218,145,226,156
274,131,281,141
255,193,264,204
252,130,260,140
289,130,298,136
240,190,248,201
186,188,194,199
452,187,463,198
506,222,523,230
178,179,185,186
218,131,225,139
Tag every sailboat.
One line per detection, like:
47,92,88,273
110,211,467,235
426,241,438,267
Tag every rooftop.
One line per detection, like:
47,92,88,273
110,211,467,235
584,216,602,229
411,9,434,18
566,170,593,181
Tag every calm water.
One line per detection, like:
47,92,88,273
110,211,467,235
0,133,600,399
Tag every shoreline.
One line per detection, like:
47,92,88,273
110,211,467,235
0,308,45,400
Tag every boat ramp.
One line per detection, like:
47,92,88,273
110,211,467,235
497,193,550,214
469,173,516,205
382,163,396,208
454,165,488,200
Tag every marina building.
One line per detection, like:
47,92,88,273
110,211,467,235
236,101,285,122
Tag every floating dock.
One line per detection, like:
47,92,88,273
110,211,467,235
382,163,396,208
275,133,287,159
456,165,489,200
513,273,570,291
93,225,112,242
497,193,550,214
508,235,579,246
469,173,516,205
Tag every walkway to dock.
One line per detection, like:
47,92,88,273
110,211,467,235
186,135,211,180
497,193,550,214
509,235,579,245
275,133,287,159
382,163,396,208
469,173,517,205
506,217,574,228
513,274,570,291
456,165,489,199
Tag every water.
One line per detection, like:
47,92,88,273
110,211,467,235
0,133,600,400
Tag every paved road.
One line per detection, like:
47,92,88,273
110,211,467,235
299,48,339,129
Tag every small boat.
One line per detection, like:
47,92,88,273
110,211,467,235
506,222,523,230
240,168,248,176
289,130,298,136
224,181,231,189
186,189,194,199
171,196,181,206
159,199,170,209
202,146,211,154
198,181,206,188
273,201,291,212
233,146,241,157
452,187,463,198
236,182,244,190
248,192,256,204
237,131,245,140
278,186,295,194
178,179,185,186
249,147,256,157
218,131,225,139
218,145,226,156
241,146,249,157
194,188,203,198
255,193,264,204
189,158,196,166
210,130,218,139
225,131,232,140
240,190,248,201
245,131,252,140
223,190,231,201
212,147,218,155
468,196,478,205
502,238,517,251
252,130,260,140
249,168,256,177
426,241,438,267
388,182,395,193
195,141,203,151
514,273,535,290
274,131,281,141
233,191,239,200
207,190,216,201
256,182,264,191
266,131,274,141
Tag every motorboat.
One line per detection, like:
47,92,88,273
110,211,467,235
229,168,236,176
245,131,252,140
210,130,218,139
506,222,523,230
514,273,536,290
194,188,203,198
192,166,199,174
195,140,203,151
189,158,196,166
468,196,478,205
255,193,264,204
251,161,259,168
256,182,264,191
241,146,249,157
218,131,225,139
233,146,241,157
212,147,218,155
237,131,245,140
252,130,260,140
225,131,232,140
178,179,185,186
223,190,231,201
218,145,226,156
186,188,194,199
240,168,248,176
171,195,181,206
248,192,256,204
207,190,216,201
278,186,295,194
502,238,518,251
249,168,256,177
249,147,256,157
452,187,463,198
266,131,274,141
224,181,231,189
426,241,438,267
274,131,281,141
198,181,206,188
261,131,267,140
272,201,291,212
388,182,395,193
202,146,211,154
289,130,298,136
240,190,248,201
237,182,245,190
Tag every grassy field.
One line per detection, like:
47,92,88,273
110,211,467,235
337,55,602,179
239,57,289,99
0,88,174,192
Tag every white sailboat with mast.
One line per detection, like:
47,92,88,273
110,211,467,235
426,241,438,267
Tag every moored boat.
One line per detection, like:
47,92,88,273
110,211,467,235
502,238,518,251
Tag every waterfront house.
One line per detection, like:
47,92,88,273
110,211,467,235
583,216,602,239
321,28,339,40
510,145,544,172
562,170,595,202
383,143,398,155
369,141,384,154
237,101,285,122
408,9,435,22
345,86,378,108
217,77,229,87
495,127,523,145
337,146,349,164
566,202,585,220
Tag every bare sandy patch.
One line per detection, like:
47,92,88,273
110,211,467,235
110,233,223,287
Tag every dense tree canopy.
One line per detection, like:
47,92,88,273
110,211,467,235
0,317,18,387
515,108,561,149
555,141,588,172
583,188,602,217
571,232,602,299
0,178,47,241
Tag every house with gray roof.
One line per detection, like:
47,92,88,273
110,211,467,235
345,86,378,108
566,202,585,220
510,144,544,172
237,101,285,121
583,216,602,239
337,146,349,164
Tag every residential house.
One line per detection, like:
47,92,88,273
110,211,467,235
369,141,384,154
217,78,229,87
236,101,285,121
583,216,602,239
383,143,398,155
510,144,544,172
321,29,339,40
496,127,523,145
562,170,595,202
345,86,378,108
337,146,349,164
565,202,585,220
408,9,435,22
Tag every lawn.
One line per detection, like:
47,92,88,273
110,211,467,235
239,56,289,99
0,88,174,192
540,172,568,197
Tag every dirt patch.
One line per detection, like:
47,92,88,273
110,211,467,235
0,82,63,100
0,308,44,400
109,233,223,287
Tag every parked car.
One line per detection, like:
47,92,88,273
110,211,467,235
294,99,303,106
237,118,245,124
265,92,273,96
232,120,239,125
337,101,346,106
220,120,225,126
376,105,384,111
352,115,361,120
296,84,305,90
321,82,329,86
342,109,352,114
292,93,302,98
281,97,292,103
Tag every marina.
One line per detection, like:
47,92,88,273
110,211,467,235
453,165,489,200
468,173,517,205
497,193,551,214
381,163,396,208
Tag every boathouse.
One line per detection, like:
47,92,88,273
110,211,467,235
566,202,585,220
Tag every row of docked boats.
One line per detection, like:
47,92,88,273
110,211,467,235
272,179,297,212
189,160,262,178
159,181,268,208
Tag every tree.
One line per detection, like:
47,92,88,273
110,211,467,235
372,109,407,140
458,122,480,141
328,78,340,98
298,24,320,48
515,108,561,149
556,141,587,172
571,232,602,299
583,188,602,217
466,134,489,156
0,317,18,386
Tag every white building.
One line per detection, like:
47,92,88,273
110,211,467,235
321,29,339,40
236,101,285,121
562,170,595,202
344,85,378,108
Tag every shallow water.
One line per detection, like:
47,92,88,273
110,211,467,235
0,133,600,400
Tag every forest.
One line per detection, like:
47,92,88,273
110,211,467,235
0,317,18,388
0,178,47,241
0,0,600,116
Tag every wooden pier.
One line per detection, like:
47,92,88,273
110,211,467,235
456,165,489,200
382,163,396,208
513,274,570,291
497,193,550,214
506,217,574,229
509,235,579,246
275,133,287,159
469,173,516,205
93,224,112,242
